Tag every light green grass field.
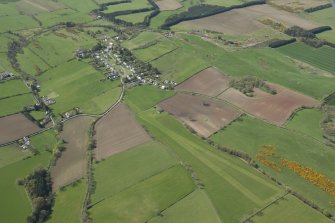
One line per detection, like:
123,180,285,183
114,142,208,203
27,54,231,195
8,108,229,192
286,108,324,141
251,194,332,223
0,144,31,169
277,43,335,74
0,130,56,223
211,115,335,215
149,189,221,223
0,15,39,32
17,48,51,76
38,60,121,116
117,10,152,24
138,111,283,223
59,0,98,13
0,79,29,99
122,31,162,50
0,94,35,117
90,165,196,223
318,30,335,43
305,8,335,28
125,85,175,113
104,0,151,13
92,141,178,204
0,53,15,72
30,110,45,120
47,179,87,223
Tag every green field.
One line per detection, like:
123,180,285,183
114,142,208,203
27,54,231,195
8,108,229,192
0,79,29,99
138,111,283,223
149,189,221,223
17,47,51,76
318,30,335,43
90,165,196,223
91,141,178,204
305,8,335,28
0,53,15,72
38,60,121,116
277,43,335,74
0,94,35,117
211,115,335,215
286,108,324,141
117,10,152,24
0,130,56,223
104,0,151,13
122,31,162,50
251,194,332,223
0,144,32,169
47,179,87,223
125,85,175,113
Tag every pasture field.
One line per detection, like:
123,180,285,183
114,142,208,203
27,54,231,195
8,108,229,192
155,0,182,11
90,165,196,223
47,179,87,223
0,34,17,53
94,103,151,160
0,14,39,32
138,111,284,222
304,8,335,28
251,194,332,223
325,94,335,106
29,110,45,120
149,189,221,223
160,93,242,137
277,43,335,74
268,0,330,13
0,53,15,72
286,108,324,141
92,141,178,204
58,0,98,13
318,30,335,43
15,0,66,15
38,60,121,116
0,79,29,99
133,38,178,62
104,0,151,13
51,116,93,191
154,34,335,99
28,29,96,67
0,94,35,117
17,47,51,76
0,144,31,168
218,82,320,126
0,130,56,223
178,4,319,34
176,67,231,97
117,11,152,24
124,85,175,113
210,115,335,215
122,31,162,50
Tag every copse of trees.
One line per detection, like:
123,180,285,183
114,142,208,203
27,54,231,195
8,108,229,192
269,38,296,48
304,3,332,13
229,76,277,97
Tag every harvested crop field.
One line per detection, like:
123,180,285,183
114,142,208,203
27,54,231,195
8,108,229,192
0,113,41,145
159,93,242,137
268,0,330,13
51,116,94,191
218,83,320,125
179,4,319,34
94,103,151,160
176,67,231,97
155,0,182,11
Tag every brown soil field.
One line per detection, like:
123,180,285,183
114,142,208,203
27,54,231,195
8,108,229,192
269,0,330,13
159,93,242,137
176,67,231,97
51,116,94,191
180,4,319,34
0,113,41,145
155,0,182,11
218,83,321,125
94,103,151,160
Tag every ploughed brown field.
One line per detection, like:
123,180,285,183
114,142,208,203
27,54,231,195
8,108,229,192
218,83,321,125
155,0,182,11
51,116,94,191
0,113,41,145
179,4,319,34
176,67,231,97
94,103,151,160
159,93,242,137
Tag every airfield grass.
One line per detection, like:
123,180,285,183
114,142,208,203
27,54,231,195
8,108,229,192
0,94,35,117
47,179,87,223
17,48,51,76
90,165,195,223
210,115,335,215
0,79,29,99
138,111,283,223
149,189,221,223
153,34,335,99
286,108,324,141
0,130,56,223
104,0,151,13
0,144,31,169
91,141,178,204
38,60,121,116
124,85,175,113
251,194,332,223
133,39,178,62
122,31,162,50
117,11,152,24
277,43,335,74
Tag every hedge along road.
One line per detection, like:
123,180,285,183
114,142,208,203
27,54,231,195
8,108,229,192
0,78,125,147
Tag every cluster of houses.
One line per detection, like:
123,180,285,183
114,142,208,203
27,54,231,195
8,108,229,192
0,71,14,81
19,137,30,149
41,96,55,106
